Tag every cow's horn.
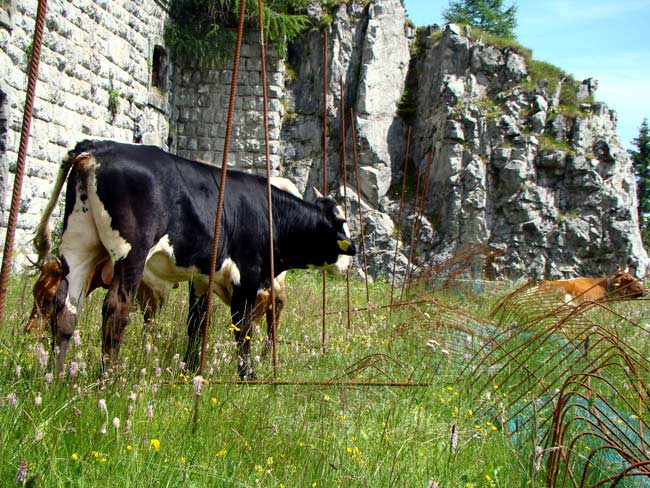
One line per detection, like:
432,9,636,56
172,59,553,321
23,255,39,271
312,187,324,199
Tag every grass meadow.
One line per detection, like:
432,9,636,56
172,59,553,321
0,269,648,487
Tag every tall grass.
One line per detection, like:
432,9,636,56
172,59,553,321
0,270,646,486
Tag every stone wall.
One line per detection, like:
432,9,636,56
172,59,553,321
172,32,284,174
0,0,172,260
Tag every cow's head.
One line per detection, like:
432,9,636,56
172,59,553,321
611,270,645,298
25,256,63,333
311,189,356,275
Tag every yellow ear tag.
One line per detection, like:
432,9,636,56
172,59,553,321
337,240,350,252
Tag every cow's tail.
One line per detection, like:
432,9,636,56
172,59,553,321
31,150,87,267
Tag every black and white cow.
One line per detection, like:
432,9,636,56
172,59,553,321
33,140,356,378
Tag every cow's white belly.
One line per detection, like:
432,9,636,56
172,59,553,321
141,235,241,305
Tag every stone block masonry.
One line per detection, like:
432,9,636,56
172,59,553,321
0,0,173,262
0,2,288,264
173,31,285,174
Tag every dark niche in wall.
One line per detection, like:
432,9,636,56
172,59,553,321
151,45,168,91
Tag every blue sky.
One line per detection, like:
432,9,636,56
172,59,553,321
403,0,650,149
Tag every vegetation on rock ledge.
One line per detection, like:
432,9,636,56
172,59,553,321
165,0,311,66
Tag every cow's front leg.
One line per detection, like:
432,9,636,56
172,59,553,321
52,277,75,373
52,255,95,374
184,283,208,372
231,290,257,380
264,286,285,358
101,259,143,373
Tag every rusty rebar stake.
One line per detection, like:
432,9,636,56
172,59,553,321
339,78,351,330
388,126,411,321
349,109,372,326
321,29,329,349
0,0,49,325
192,0,246,434
257,0,278,380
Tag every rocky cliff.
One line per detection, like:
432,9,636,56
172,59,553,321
281,8,648,280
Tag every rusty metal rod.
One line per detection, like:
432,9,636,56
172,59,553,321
160,379,433,387
400,163,422,299
0,0,49,326
321,29,329,349
349,109,371,315
192,0,246,433
339,77,351,330
257,0,278,380
388,126,411,321
404,150,434,296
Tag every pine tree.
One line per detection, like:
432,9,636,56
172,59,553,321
630,119,650,248
443,0,518,39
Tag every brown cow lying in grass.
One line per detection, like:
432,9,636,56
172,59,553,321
540,270,645,303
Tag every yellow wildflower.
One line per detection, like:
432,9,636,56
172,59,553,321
70,453,79,461
255,465,264,474
267,456,274,466
126,445,133,452
228,323,240,332
211,397,218,405
180,456,187,464
150,439,161,451
215,449,228,458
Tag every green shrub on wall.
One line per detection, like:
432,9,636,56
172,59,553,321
165,0,311,66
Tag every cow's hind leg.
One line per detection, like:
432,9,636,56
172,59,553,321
185,282,208,372
101,252,147,371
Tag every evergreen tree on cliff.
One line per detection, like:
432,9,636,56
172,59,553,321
630,118,650,248
443,0,517,38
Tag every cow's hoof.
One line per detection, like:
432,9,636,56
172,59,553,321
238,367,256,382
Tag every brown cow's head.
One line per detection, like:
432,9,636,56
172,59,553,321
25,256,63,333
611,271,645,299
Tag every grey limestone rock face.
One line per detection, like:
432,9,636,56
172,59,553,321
407,25,648,279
